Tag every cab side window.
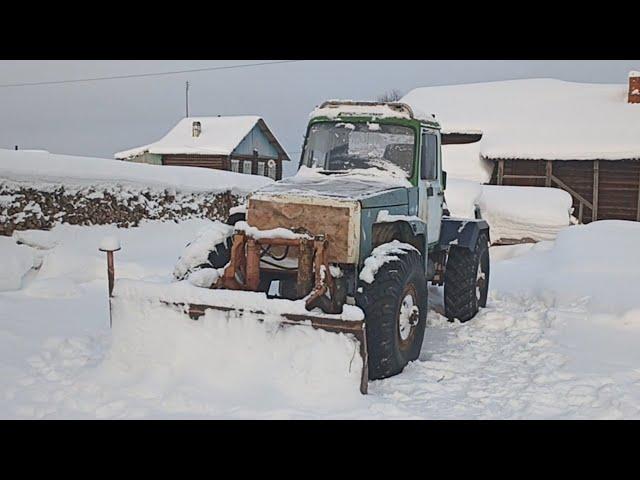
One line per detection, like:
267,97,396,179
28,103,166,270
421,132,438,180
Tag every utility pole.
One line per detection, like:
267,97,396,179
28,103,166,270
185,81,190,117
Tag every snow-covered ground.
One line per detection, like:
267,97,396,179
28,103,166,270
0,148,272,195
1,219,640,419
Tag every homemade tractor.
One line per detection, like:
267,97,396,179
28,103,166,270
109,101,490,394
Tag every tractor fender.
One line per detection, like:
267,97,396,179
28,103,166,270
439,217,490,251
370,216,428,258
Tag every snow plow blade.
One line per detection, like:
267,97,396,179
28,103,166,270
106,278,369,396
101,231,369,396
181,301,368,394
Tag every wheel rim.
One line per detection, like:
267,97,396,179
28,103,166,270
398,285,419,347
476,262,486,302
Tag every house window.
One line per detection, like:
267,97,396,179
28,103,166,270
243,160,253,174
257,161,265,176
268,161,277,180
231,159,240,173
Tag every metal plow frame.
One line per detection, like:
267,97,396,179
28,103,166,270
215,231,345,314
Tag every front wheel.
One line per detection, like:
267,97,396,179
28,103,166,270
356,244,427,380
173,224,234,281
444,232,489,322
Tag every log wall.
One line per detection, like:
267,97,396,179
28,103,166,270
491,158,640,223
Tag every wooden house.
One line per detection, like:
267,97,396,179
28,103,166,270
115,116,290,180
403,74,640,222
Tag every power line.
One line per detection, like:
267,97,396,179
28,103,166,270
0,60,304,89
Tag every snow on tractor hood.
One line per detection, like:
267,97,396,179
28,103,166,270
251,166,410,204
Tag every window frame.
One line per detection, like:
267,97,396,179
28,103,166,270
301,120,417,179
420,130,439,181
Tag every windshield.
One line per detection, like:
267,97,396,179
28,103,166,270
301,122,416,178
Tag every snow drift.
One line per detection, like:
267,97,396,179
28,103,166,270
479,185,573,242
0,148,272,236
491,220,640,316
0,237,34,291
0,148,272,195
445,179,573,243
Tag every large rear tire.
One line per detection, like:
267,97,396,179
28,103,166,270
356,246,427,380
444,233,489,322
173,227,234,281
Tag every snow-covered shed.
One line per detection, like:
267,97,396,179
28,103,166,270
403,74,640,222
115,116,290,180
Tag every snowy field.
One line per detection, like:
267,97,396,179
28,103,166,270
2,219,640,419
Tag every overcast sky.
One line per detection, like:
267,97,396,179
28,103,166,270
1,60,638,177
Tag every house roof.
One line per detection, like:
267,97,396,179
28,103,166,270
115,116,290,160
402,78,640,162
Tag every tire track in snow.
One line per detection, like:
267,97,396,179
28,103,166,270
370,294,640,419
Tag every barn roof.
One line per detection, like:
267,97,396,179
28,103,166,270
402,78,640,163
115,116,290,160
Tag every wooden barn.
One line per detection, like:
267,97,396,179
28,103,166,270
403,73,640,223
115,116,290,180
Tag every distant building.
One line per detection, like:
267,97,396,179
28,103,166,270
403,72,640,223
115,116,290,180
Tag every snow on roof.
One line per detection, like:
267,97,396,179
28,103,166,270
310,100,438,124
402,78,640,161
114,116,262,159
0,149,272,195
629,71,640,78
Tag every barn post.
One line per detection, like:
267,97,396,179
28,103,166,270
497,159,504,185
593,160,600,221
579,202,584,224
545,161,552,187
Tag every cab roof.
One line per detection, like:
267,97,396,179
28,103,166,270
309,100,440,129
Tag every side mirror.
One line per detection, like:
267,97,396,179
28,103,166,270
442,170,447,190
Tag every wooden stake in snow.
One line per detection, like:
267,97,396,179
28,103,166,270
99,236,121,328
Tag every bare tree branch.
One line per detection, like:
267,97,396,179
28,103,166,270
376,89,403,102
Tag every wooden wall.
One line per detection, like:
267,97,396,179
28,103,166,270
491,158,640,223
161,154,283,180
162,154,229,170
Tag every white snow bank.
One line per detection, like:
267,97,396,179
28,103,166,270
444,178,483,219
491,220,640,316
0,148,272,195
173,222,234,280
359,240,417,284
479,185,573,242
95,297,365,410
0,237,34,291
444,180,572,243
5,220,219,296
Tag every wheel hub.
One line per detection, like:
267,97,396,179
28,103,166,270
476,265,486,301
398,290,419,342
